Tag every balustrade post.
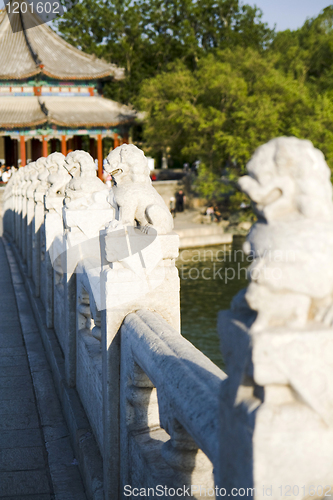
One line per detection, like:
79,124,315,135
217,137,333,498
44,195,64,328
61,150,113,386
20,167,31,260
32,189,45,296
14,169,24,246
2,144,235,500
99,144,180,499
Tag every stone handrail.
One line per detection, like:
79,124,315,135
120,309,226,494
4,138,333,500
2,146,226,499
122,309,225,462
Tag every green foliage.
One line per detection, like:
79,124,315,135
55,2,333,207
271,6,333,92
139,46,333,203
56,0,273,103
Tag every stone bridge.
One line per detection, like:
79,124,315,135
1,139,333,500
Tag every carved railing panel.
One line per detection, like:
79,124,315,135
120,309,226,498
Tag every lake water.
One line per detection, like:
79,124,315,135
176,236,247,370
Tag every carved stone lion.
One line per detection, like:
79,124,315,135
105,144,173,234
25,157,48,199
46,153,71,197
234,137,333,331
64,151,109,210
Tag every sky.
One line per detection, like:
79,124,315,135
246,0,331,31
0,0,331,32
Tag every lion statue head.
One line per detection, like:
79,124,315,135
65,151,96,178
46,152,66,173
105,144,151,185
239,137,333,222
235,137,333,332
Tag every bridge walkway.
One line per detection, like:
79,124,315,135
0,236,87,500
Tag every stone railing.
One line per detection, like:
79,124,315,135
2,145,223,500
4,138,333,500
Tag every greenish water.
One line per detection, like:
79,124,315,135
176,236,247,370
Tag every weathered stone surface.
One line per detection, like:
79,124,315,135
0,356,27,369
0,334,23,348
0,237,87,500
0,446,46,471
64,151,110,210
0,410,40,431
105,144,173,234
1,495,51,500
0,471,50,496
1,428,43,449
237,137,333,332
218,138,333,499
0,398,36,417
0,364,30,378
3,145,236,500
0,347,26,358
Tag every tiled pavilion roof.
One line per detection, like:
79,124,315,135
0,95,136,128
0,96,47,127
0,9,124,81
43,96,136,127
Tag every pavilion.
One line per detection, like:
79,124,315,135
0,8,136,177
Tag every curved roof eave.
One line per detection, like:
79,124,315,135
48,118,135,128
0,10,125,82
41,69,116,81
0,70,41,80
0,118,48,129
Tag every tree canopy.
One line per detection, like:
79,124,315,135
271,6,333,93
139,47,333,201
56,2,333,206
56,0,273,103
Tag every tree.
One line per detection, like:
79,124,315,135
55,0,273,103
139,47,333,202
55,2,333,206
271,6,333,92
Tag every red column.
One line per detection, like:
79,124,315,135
61,135,67,156
20,136,26,167
113,133,120,149
42,136,48,157
97,134,103,180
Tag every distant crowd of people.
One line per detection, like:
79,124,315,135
0,163,16,183
206,206,222,222
183,161,200,174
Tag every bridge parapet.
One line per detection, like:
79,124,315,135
3,144,222,499
4,138,333,500
218,137,333,497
